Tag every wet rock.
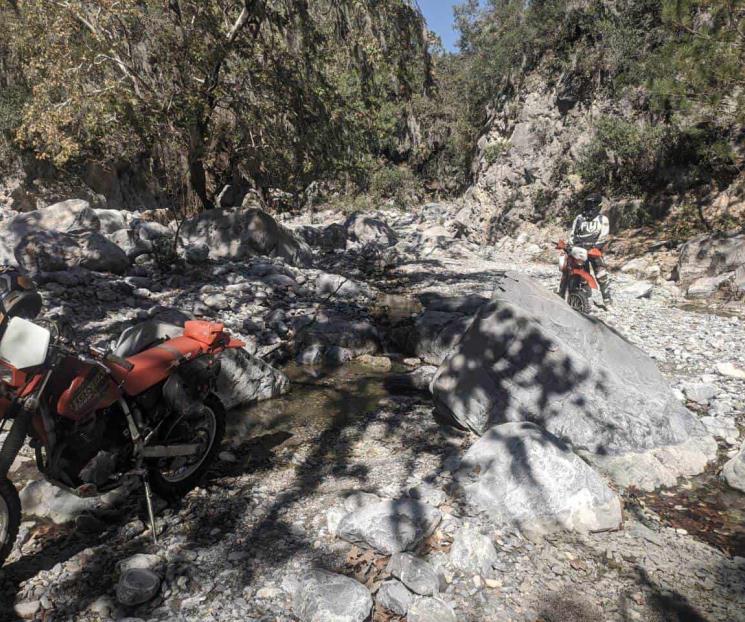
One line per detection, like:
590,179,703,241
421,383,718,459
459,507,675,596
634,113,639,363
432,271,716,490
296,317,380,357
455,422,622,534
179,207,312,267
722,443,745,493
336,499,442,554
385,366,439,394
325,346,355,366
116,568,161,606
394,309,473,366
387,553,440,596
297,345,324,366
345,213,397,248
292,569,372,622
377,579,414,616
449,527,499,575
407,596,457,622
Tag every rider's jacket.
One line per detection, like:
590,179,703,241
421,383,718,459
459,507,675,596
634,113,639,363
570,213,610,249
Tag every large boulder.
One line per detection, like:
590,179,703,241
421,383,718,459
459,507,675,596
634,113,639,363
393,310,473,366
15,230,130,275
0,199,101,266
391,295,486,365
292,570,372,622
336,499,442,554
677,233,745,295
432,272,716,490
295,316,381,357
295,223,347,251
179,207,312,267
215,346,290,409
455,423,622,534
344,213,397,248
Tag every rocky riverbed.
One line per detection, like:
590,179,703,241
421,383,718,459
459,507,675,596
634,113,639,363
0,201,744,622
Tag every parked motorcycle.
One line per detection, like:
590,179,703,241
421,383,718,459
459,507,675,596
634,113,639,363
555,239,602,314
0,317,244,565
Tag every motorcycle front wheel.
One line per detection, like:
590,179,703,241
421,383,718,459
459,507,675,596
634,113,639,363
567,289,591,314
0,478,20,566
147,398,225,499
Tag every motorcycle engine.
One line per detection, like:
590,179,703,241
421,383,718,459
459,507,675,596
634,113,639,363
46,408,129,489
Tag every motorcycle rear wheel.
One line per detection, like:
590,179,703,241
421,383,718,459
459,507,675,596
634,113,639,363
0,478,21,566
147,398,225,499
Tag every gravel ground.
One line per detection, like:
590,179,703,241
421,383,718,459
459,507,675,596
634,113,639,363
1,205,744,622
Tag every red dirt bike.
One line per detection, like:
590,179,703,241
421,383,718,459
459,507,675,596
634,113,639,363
0,317,244,565
555,239,602,314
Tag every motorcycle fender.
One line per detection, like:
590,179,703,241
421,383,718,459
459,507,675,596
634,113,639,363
19,374,43,398
571,268,598,289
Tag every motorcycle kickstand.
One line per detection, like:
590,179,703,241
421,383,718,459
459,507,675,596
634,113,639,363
141,473,159,545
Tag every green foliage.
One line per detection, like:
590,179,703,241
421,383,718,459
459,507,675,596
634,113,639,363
577,117,674,195
0,85,27,134
5,0,433,210
578,116,737,196
427,0,744,210
483,140,510,165
369,164,422,209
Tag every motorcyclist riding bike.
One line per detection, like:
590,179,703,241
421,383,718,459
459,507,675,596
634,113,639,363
569,194,612,306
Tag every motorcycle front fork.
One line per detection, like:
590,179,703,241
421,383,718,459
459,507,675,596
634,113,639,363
558,274,568,299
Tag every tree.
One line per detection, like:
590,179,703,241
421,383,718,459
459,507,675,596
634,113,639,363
7,0,432,210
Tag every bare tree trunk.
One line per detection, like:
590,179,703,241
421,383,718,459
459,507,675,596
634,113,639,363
189,122,214,210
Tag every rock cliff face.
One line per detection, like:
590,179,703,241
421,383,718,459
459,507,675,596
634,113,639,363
456,73,616,240
457,70,744,247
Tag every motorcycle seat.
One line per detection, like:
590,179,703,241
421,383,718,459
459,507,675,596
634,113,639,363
113,321,183,358
119,336,207,396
